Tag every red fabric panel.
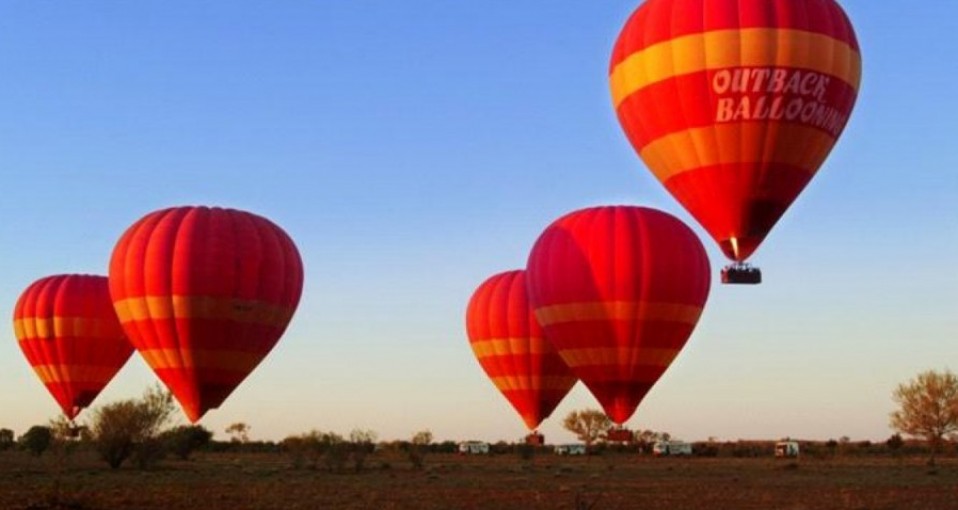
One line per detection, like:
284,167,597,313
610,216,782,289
14,274,133,419
109,206,304,422
611,0,859,71
526,207,710,424
466,271,577,430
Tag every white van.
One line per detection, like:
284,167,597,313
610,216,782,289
554,444,587,456
652,441,693,456
458,441,490,455
775,441,800,458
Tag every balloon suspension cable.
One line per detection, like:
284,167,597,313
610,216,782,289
721,262,762,285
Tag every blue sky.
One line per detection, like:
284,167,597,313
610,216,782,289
1,1,955,443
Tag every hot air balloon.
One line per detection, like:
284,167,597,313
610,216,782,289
466,270,577,443
526,206,710,426
610,0,862,283
108,206,304,422
13,274,133,420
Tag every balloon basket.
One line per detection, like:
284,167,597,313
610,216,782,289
525,432,545,446
606,428,633,443
721,263,762,285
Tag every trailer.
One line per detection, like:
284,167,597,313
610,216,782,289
775,441,800,458
458,441,490,455
554,444,587,456
652,440,693,457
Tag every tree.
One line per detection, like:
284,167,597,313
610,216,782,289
19,426,53,456
633,429,670,454
890,369,958,465
349,429,378,472
162,425,213,460
563,409,612,449
408,430,432,470
281,430,348,471
886,433,904,454
89,385,176,469
0,429,14,451
225,422,251,443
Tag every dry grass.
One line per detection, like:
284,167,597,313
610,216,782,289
1,450,956,510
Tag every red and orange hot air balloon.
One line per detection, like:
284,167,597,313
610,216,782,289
108,206,304,422
610,0,862,283
526,206,710,425
14,274,134,420
466,270,577,439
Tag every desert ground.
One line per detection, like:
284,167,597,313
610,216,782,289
2,449,956,510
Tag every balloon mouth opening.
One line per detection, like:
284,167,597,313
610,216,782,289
719,236,760,262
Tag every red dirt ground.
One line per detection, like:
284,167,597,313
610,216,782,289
2,451,956,510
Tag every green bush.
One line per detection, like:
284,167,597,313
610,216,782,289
19,426,53,456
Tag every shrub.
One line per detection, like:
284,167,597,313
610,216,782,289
89,385,176,469
517,443,536,461
0,428,15,451
19,426,53,456
409,430,432,470
162,425,214,460
349,429,378,472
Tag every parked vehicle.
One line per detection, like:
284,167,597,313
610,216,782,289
652,441,692,456
775,441,800,458
458,441,490,455
554,444,587,456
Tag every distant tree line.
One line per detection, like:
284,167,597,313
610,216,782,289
2,369,955,469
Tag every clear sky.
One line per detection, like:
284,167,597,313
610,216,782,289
1,1,955,444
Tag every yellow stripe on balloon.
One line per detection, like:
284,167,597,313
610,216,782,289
557,347,680,369
470,337,553,358
139,348,263,372
610,28,863,108
14,317,122,340
490,376,577,392
113,296,295,328
640,122,836,182
535,301,702,327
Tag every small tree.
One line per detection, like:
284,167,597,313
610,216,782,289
886,433,904,455
563,409,612,449
319,432,349,472
890,369,958,465
408,430,432,469
162,425,213,460
90,385,176,469
19,426,53,456
225,422,251,443
281,430,347,470
349,429,378,472
0,428,15,451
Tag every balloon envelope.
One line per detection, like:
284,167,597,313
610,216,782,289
108,206,304,422
526,206,710,424
610,0,862,262
14,274,133,420
466,270,577,431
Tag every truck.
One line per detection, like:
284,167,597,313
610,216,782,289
775,441,800,458
554,444,587,456
458,441,490,455
652,440,693,457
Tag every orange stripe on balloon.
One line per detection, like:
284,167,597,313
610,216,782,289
535,301,702,328
640,123,835,183
14,317,124,340
139,348,264,372
557,347,680,369
490,376,579,392
610,28,862,108
31,364,123,384
470,337,555,358
113,296,295,328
